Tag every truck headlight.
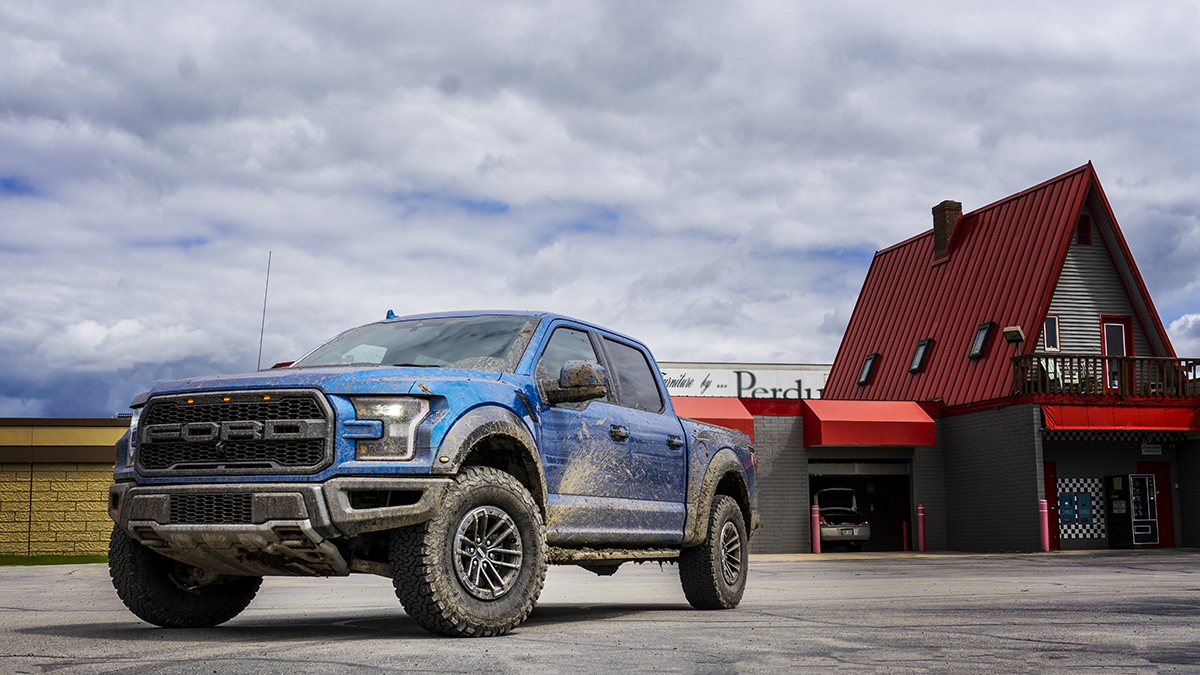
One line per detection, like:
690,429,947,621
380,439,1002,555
125,408,141,468
351,397,429,460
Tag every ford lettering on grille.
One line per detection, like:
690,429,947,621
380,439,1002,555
137,390,333,476
144,420,320,443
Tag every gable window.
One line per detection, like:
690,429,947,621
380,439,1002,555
968,322,996,359
1043,315,1060,352
857,353,880,386
1076,215,1092,245
909,338,934,373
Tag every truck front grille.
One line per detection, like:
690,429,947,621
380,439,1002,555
137,389,334,477
140,439,326,470
170,493,253,524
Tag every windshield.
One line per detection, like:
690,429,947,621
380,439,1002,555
293,315,539,373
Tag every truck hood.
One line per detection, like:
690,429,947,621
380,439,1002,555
131,366,505,406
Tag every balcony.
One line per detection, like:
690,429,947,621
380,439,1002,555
1012,354,1200,398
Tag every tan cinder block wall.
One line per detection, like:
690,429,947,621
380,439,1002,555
1,418,126,557
0,463,33,555
0,463,116,556
32,463,115,555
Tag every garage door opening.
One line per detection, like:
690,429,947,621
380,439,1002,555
809,473,912,552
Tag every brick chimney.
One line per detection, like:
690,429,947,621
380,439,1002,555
932,200,962,254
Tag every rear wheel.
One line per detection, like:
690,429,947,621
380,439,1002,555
391,466,547,637
108,525,261,627
845,541,863,552
679,495,748,609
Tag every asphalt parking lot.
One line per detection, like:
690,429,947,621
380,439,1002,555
2,549,1198,674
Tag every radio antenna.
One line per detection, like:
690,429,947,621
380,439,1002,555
257,251,272,370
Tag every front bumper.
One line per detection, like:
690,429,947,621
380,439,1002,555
109,476,452,577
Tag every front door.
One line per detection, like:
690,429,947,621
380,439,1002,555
535,325,630,546
1137,461,1175,548
1043,461,1060,550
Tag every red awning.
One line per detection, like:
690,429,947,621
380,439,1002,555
671,397,755,442
1042,404,1200,431
801,400,936,446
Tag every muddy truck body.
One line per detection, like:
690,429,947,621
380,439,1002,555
108,311,758,637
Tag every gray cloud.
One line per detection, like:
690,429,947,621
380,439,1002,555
3,1,1200,415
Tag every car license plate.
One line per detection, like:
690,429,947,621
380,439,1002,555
840,528,854,536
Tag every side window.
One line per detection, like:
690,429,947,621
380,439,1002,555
603,338,664,413
537,327,598,382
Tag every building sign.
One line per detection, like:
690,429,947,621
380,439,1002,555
1141,443,1162,456
658,362,829,399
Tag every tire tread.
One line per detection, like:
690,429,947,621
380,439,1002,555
390,466,546,637
678,495,748,610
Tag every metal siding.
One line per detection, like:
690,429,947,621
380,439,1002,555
1044,209,1153,356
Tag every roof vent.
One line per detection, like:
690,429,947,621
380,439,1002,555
932,200,962,254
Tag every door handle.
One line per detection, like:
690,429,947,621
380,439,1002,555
667,435,684,448
609,425,630,441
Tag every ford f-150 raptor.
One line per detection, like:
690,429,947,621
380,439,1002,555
108,311,758,637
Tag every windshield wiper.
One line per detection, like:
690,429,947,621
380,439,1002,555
390,363,442,368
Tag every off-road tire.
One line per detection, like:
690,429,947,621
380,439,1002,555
391,466,547,637
679,495,748,609
108,525,262,628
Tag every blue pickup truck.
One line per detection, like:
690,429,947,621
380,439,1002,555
108,311,758,637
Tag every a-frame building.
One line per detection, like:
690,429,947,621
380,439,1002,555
822,163,1200,551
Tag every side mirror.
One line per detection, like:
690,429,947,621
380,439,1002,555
543,360,608,405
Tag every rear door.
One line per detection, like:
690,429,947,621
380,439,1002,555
1137,461,1175,548
599,336,687,505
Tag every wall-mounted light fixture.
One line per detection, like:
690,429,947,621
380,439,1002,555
1002,325,1025,344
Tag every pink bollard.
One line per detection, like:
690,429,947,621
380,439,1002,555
1039,499,1050,552
917,504,926,552
811,504,821,554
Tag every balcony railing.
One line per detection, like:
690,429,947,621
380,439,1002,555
1012,353,1200,398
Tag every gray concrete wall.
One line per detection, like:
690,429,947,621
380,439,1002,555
748,414,808,553
1175,439,1200,548
912,423,947,551
942,404,1044,551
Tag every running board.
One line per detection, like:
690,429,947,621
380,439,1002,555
548,546,680,564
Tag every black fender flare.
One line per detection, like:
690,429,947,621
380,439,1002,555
681,447,753,547
431,405,549,518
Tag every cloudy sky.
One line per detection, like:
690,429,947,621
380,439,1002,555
3,1,1200,417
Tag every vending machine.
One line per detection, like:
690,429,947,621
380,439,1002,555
1104,474,1159,547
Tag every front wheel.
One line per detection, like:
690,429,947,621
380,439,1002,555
679,495,749,609
108,525,262,627
391,466,547,637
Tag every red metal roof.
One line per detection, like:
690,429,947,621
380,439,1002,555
801,400,935,446
824,163,1174,407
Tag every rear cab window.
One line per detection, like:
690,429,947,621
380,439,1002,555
602,338,665,414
